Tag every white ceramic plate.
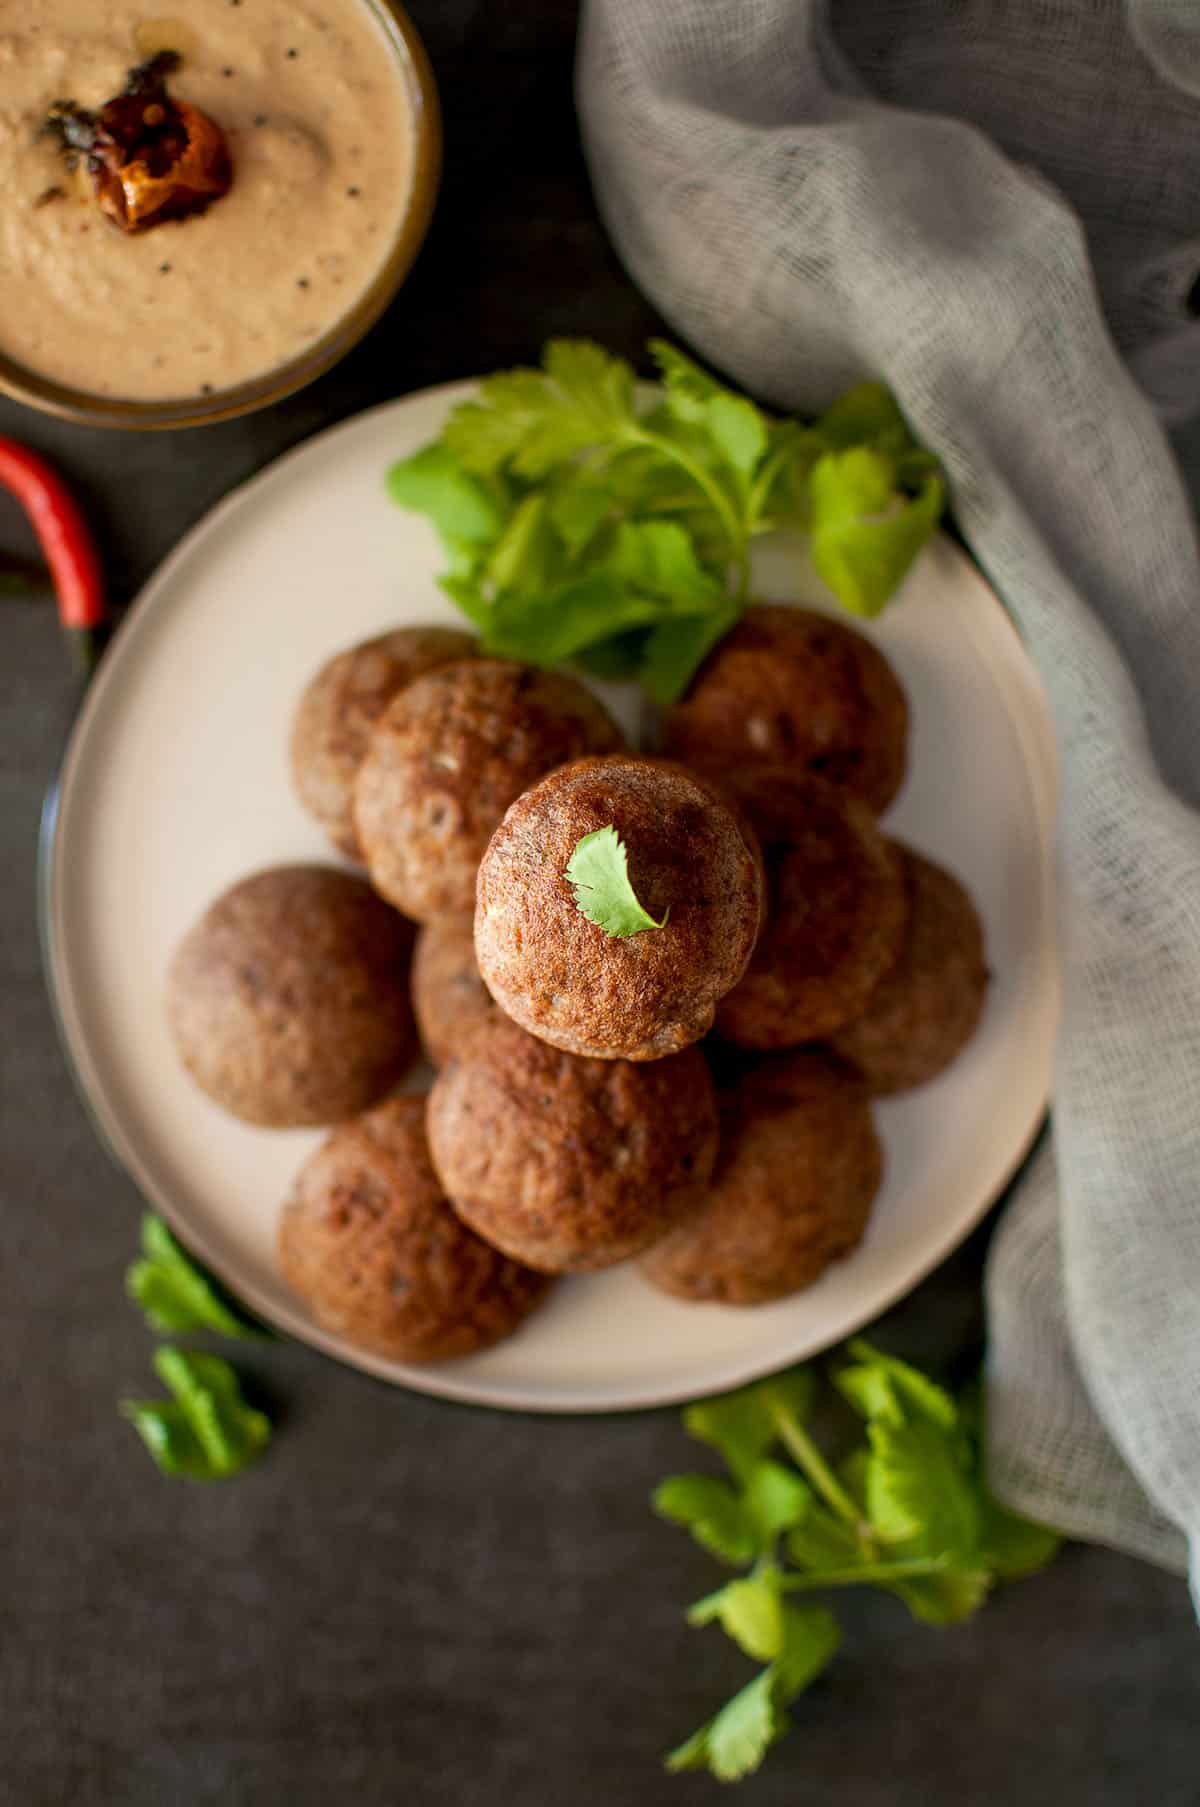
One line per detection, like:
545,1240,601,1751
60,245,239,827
43,383,1059,1413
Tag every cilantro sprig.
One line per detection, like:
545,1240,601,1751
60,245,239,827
387,341,944,703
655,1341,1061,1782
126,1213,269,1339
565,824,667,938
121,1215,274,1482
122,1348,271,1482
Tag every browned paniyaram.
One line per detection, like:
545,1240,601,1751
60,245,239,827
411,914,496,1068
166,864,417,1126
474,755,765,1062
278,1095,552,1361
354,659,625,922
641,1049,882,1306
290,625,478,861
832,844,988,1093
662,603,909,816
714,768,907,1049
426,1016,719,1273
45,52,232,233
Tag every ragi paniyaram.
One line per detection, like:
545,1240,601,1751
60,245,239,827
279,1095,551,1360
427,1016,719,1272
354,659,624,921
167,864,417,1126
475,755,764,1061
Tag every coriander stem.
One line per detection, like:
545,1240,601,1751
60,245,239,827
780,1556,949,1591
732,545,752,605
746,441,794,528
633,425,747,578
770,1408,863,1530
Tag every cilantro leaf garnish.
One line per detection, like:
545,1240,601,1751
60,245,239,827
655,1342,1062,1782
809,447,945,618
565,824,667,938
654,1474,759,1566
121,1348,271,1481
386,339,943,701
126,1214,268,1339
385,441,508,545
667,1606,841,1781
689,1571,786,1662
666,1666,779,1782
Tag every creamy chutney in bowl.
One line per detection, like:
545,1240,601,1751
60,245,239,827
0,0,438,425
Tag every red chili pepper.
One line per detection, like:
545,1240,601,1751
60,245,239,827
0,437,107,637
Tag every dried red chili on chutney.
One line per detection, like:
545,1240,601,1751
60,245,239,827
45,51,232,234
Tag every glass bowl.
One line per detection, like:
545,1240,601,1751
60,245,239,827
0,0,440,431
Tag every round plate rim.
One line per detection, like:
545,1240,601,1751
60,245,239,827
40,385,1059,1414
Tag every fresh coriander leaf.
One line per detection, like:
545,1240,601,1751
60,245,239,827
390,343,944,705
685,1583,731,1626
787,1506,861,1573
707,393,769,478
680,1668,780,1782
706,1572,786,1663
638,599,742,706
890,1566,992,1626
445,343,638,479
865,1417,981,1562
442,370,563,475
815,381,915,456
606,424,740,564
773,1603,841,1699
842,1339,959,1432
762,1369,818,1425
482,574,664,667
838,1447,871,1513
566,824,667,939
960,1376,1063,1581
121,1349,270,1482
653,1474,758,1566
835,1363,906,1426
440,532,490,581
438,573,495,632
978,1496,1062,1581
809,447,944,618
123,1392,215,1478
572,626,653,681
126,1215,266,1340
602,442,708,512
684,1370,814,1476
683,1381,781,1483
483,493,565,595
544,338,638,433
608,519,722,607
743,1459,812,1543
386,443,508,545
659,1346,1064,1785
668,1608,839,1781
649,339,733,421
546,478,613,559
663,1723,717,1776
895,447,943,490
649,341,767,452
749,419,821,526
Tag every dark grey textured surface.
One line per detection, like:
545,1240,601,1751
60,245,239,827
2,4,1195,1803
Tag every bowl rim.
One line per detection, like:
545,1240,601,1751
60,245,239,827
0,0,441,431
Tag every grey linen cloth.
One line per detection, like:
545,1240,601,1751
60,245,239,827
578,0,1200,1594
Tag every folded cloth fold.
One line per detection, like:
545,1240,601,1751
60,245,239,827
578,0,1200,1598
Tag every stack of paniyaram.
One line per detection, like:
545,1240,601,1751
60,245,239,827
166,605,987,1361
